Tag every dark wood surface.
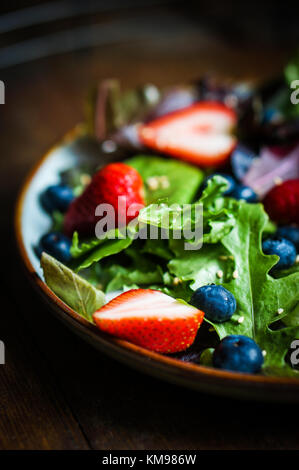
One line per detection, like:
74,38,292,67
1,7,299,450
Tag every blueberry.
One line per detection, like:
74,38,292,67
230,184,258,203
40,184,74,213
230,144,257,181
38,232,72,263
201,173,236,195
262,237,296,270
190,285,236,323
276,226,299,251
213,335,264,373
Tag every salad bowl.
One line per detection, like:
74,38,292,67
15,125,299,402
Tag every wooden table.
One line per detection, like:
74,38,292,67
1,4,299,450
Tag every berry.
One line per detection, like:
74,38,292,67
40,184,74,213
201,173,236,195
262,237,296,270
139,102,237,167
64,163,145,237
230,144,256,181
190,285,236,323
276,226,299,251
263,179,299,224
213,335,264,373
38,232,72,263
93,289,204,353
230,184,258,202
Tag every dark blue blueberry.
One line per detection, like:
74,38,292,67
213,335,264,374
230,184,258,203
190,285,236,323
38,232,72,263
201,173,236,195
230,145,257,181
276,226,299,251
262,237,296,270
40,184,74,213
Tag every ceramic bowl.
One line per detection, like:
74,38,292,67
15,127,299,402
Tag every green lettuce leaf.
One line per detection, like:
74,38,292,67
138,175,236,245
141,238,173,260
71,231,105,258
41,252,105,322
168,240,235,290
73,236,133,272
126,155,203,204
70,227,135,272
105,245,164,292
168,198,299,375
106,264,163,293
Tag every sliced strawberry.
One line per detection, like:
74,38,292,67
139,102,237,167
263,179,299,224
64,162,145,237
93,289,204,353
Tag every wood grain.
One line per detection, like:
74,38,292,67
0,289,90,450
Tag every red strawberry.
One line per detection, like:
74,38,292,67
93,289,204,353
263,179,299,224
64,162,145,237
139,102,237,167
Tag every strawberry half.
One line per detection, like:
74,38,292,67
263,179,299,225
64,162,145,237
93,289,204,353
139,102,237,167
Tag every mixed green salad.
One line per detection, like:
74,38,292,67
38,54,299,377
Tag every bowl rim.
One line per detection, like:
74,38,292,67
14,126,299,393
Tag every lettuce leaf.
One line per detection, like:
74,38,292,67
141,239,173,260
138,175,237,245
105,262,163,293
41,252,105,322
168,241,235,290
126,155,203,205
168,198,299,376
72,235,133,272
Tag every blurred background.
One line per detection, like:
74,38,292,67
2,0,299,174
2,0,299,208
1,0,299,69
1,0,299,450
